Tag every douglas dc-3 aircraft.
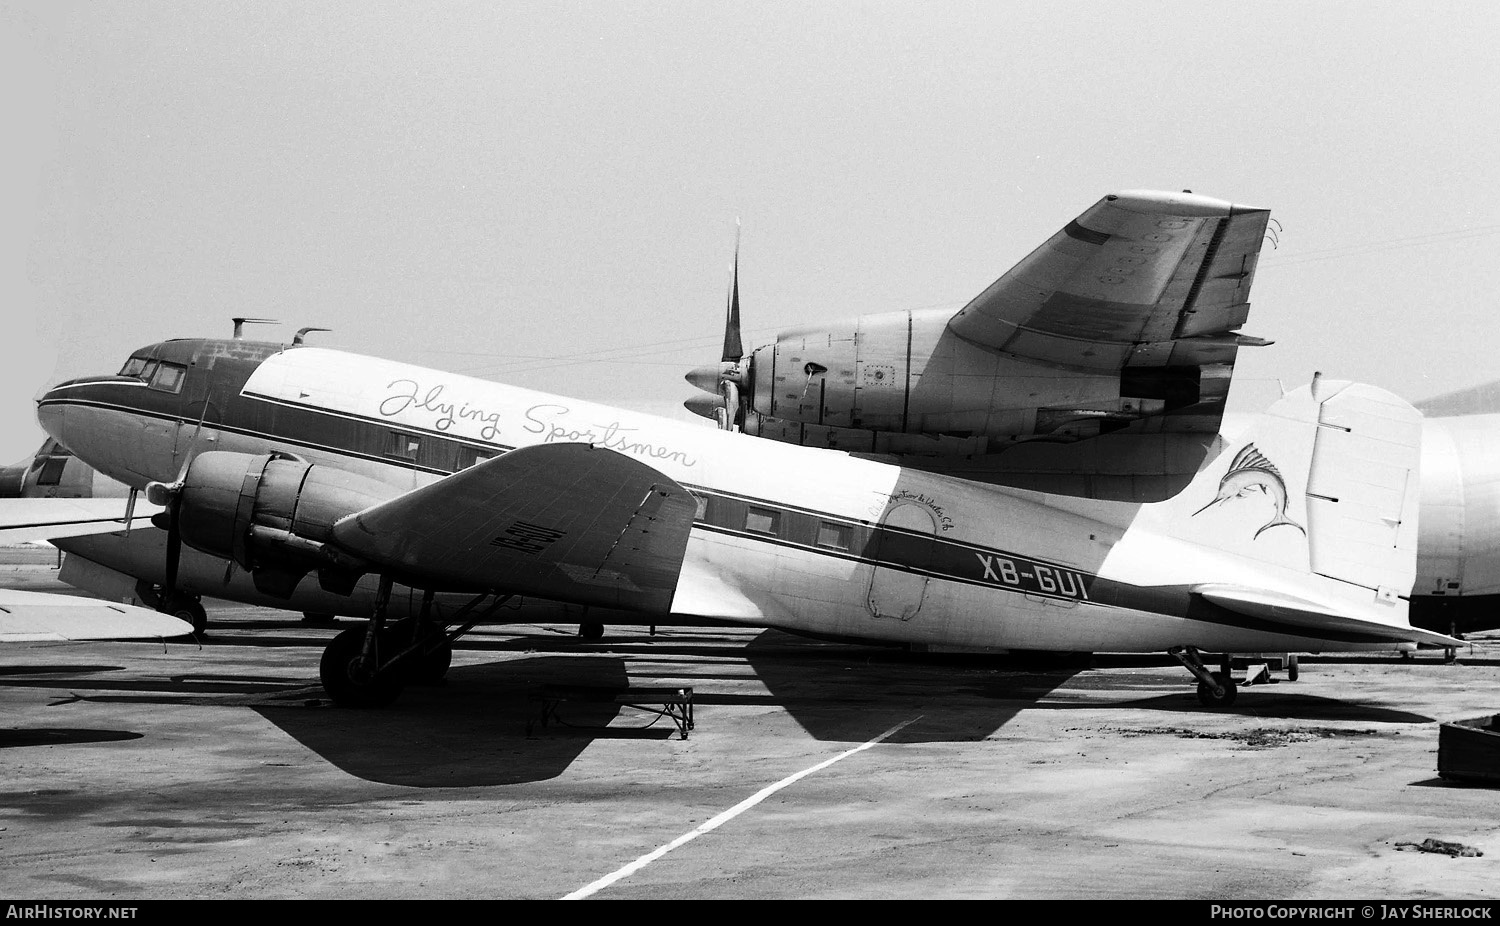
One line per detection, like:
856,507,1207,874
16,191,1463,708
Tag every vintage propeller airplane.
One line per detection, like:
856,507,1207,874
10,191,1462,709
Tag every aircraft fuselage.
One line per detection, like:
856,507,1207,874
36,338,1427,655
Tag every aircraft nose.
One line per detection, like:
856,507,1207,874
35,384,69,447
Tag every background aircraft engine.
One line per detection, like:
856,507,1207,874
158,451,402,596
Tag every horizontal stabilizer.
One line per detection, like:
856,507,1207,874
0,590,192,642
330,443,697,613
1193,584,1463,648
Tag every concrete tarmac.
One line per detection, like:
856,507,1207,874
2,562,1499,901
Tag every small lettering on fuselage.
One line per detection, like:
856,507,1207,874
974,552,1091,600
891,489,955,531
524,404,699,467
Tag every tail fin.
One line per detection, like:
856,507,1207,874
1139,376,1437,641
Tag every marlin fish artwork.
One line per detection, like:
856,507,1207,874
1193,444,1308,539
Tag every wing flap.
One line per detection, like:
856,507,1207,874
329,443,697,613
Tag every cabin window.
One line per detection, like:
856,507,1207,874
815,520,852,551
386,431,421,460
148,362,187,393
745,505,780,535
456,446,497,469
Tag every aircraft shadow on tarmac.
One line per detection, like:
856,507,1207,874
217,626,1094,786
254,655,650,787
0,626,1449,781
1098,691,1433,724
0,728,143,748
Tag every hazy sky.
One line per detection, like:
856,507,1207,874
5,1,1499,464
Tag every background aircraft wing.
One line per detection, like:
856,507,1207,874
330,443,697,612
0,589,191,642
946,189,1271,376
0,498,161,543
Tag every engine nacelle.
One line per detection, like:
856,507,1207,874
744,308,1213,442
166,451,403,594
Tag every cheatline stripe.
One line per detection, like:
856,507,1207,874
561,717,921,900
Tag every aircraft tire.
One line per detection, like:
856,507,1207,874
166,596,208,635
407,643,453,685
1196,672,1237,708
579,621,604,642
320,627,405,708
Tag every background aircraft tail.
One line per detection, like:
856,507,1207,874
1414,378,1500,417
1140,375,1431,638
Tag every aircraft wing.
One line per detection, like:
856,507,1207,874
329,443,698,613
947,190,1271,374
0,497,162,543
0,589,191,642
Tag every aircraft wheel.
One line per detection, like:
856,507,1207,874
579,621,604,642
1287,655,1299,682
1445,647,1458,664
1196,672,1237,708
407,643,453,685
320,627,404,708
165,595,208,634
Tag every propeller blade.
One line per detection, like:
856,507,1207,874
163,494,181,597
721,222,743,363
145,479,184,602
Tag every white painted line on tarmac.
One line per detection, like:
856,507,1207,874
563,716,921,900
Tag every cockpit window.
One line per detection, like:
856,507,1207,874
148,361,188,393
119,356,150,378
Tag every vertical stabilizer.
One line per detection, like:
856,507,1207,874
1138,377,1422,624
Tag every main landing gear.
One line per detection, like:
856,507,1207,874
136,580,207,634
1169,646,1300,708
317,577,513,708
